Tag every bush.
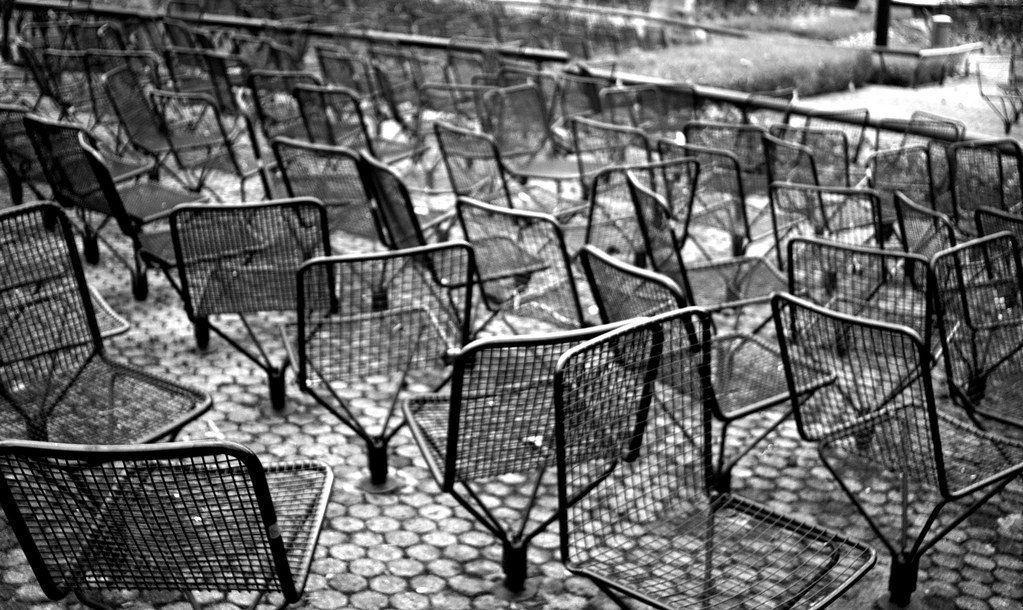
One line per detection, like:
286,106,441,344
613,33,873,96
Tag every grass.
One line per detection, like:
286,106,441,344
612,33,874,96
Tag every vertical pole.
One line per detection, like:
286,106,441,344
874,0,892,47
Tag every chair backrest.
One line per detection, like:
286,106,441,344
768,182,883,250
0,200,101,376
578,244,686,324
170,198,331,317
975,206,1023,243
102,63,169,145
584,165,649,267
0,440,310,603
787,236,931,336
555,71,606,122
71,20,126,52
787,106,870,165
948,138,1023,230
439,321,623,490
768,123,852,188
773,292,947,489
481,83,555,157
23,114,129,230
893,191,958,259
357,153,427,250
433,120,512,206
248,69,322,140
682,120,769,195
928,232,1023,422
270,136,382,243
600,83,698,137
457,196,585,329
867,144,935,223
293,83,373,151
763,132,820,187
315,45,375,98
294,241,475,389
569,115,654,185
418,82,491,128
0,103,40,204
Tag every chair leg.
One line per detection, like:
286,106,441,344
193,316,210,350
268,366,287,412
357,436,405,494
131,269,149,301
83,229,100,265
494,538,538,601
885,555,920,608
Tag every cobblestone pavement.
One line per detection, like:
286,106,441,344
2,73,1023,610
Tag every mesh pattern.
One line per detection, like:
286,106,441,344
173,201,329,316
682,121,768,196
459,200,583,329
794,108,870,164
764,135,819,187
0,104,47,201
579,245,684,323
297,244,472,390
585,167,648,265
949,140,1023,229
103,65,168,147
557,73,605,122
894,192,958,259
316,47,375,98
975,206,1023,242
293,85,367,149
41,49,92,117
24,117,111,217
770,184,880,252
570,117,653,187
768,124,853,188
250,70,321,140
435,122,510,205
420,83,490,128
931,235,1023,426
788,239,930,336
484,84,552,157
271,138,378,241
869,145,933,225
633,85,698,137
362,157,426,250
556,310,874,609
0,444,330,598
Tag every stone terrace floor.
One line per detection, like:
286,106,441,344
2,72,1023,610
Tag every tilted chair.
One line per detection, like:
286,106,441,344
929,232,1023,429
0,203,211,443
286,241,474,492
457,196,586,333
554,307,876,609
24,114,202,300
681,120,769,197
357,152,454,250
948,138,1023,236
0,102,49,206
866,144,935,247
0,440,332,610
892,191,958,259
773,291,1023,608
270,136,384,245
767,122,862,188
169,198,332,411
569,115,655,198
403,322,624,599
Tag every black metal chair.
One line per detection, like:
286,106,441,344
866,144,935,247
24,114,202,300
892,191,959,259
773,291,1023,609
0,102,48,206
948,138,1023,235
457,196,586,333
0,203,211,443
975,204,1023,243
357,152,454,250
682,120,769,197
768,122,862,188
286,241,474,492
974,55,1022,135
599,82,699,139
929,232,1023,429
169,198,332,411
403,321,623,599
270,136,384,245
553,307,876,609
0,439,332,609
786,106,871,166
569,115,655,198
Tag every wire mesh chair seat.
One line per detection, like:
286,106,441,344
457,196,587,333
1,203,211,443
270,136,384,246
948,138,1023,236
554,307,877,610
0,439,332,610
930,232,1023,429
170,198,332,412
102,64,242,197
403,322,624,599
773,291,1023,608
24,114,204,301
285,241,474,493
975,55,1023,135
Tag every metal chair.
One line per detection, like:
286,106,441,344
773,291,1023,608
169,198,332,411
599,82,699,139
767,122,862,188
24,114,202,300
554,307,876,609
975,54,1022,135
357,152,454,250
286,241,474,493
0,203,210,443
948,138,1023,235
245,69,323,150
570,115,655,198
892,191,958,259
866,145,934,246
0,102,48,206
457,196,586,333
874,110,965,214
786,106,871,166
929,232,1023,429
418,81,493,129
975,204,1023,243
0,439,332,610
682,120,769,197
270,136,383,245
403,321,623,599
102,64,237,197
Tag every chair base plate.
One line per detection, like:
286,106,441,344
345,468,415,495
874,594,929,610
490,575,540,602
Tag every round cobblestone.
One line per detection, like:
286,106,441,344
389,591,431,610
309,589,349,609
330,573,369,594
350,557,387,578
350,590,390,609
